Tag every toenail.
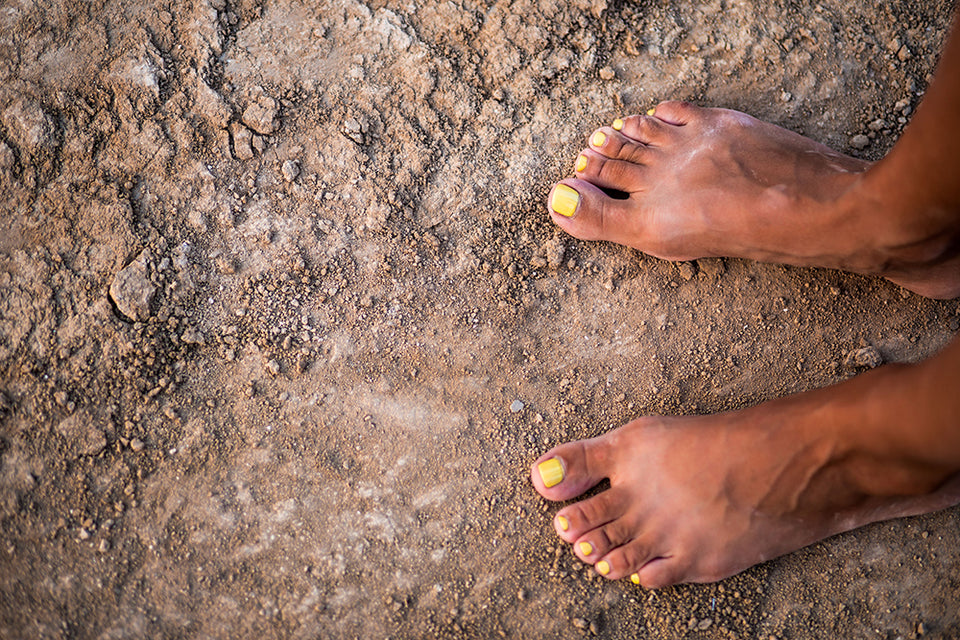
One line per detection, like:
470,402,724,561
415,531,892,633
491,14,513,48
630,573,640,585
557,515,569,531
646,108,656,116
612,118,623,131
579,541,593,556
596,560,610,575
538,458,565,487
575,154,587,172
591,131,606,147
549,185,579,218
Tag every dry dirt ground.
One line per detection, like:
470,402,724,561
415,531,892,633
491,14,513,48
1,0,959,638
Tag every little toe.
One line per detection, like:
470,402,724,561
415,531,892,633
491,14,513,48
547,180,643,246
532,435,611,501
648,100,701,126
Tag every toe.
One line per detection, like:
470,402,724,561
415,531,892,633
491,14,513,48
574,149,649,193
587,127,654,165
596,536,659,580
636,556,690,589
547,180,644,246
531,435,612,501
557,487,632,544
649,100,700,126
617,114,671,146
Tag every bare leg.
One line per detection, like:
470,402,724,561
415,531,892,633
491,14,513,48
533,10,960,587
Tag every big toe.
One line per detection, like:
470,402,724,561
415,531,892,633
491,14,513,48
547,180,642,248
531,436,609,502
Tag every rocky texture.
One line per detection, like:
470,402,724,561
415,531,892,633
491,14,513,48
1,1,959,639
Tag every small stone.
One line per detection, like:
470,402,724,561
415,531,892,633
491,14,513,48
98,539,111,553
57,411,107,456
843,345,882,370
698,618,713,630
230,122,255,159
510,400,525,413
242,96,279,134
677,261,697,280
110,250,156,321
572,617,589,630
78,528,90,541
181,326,204,344
266,359,281,375
598,65,615,80
130,438,145,452
281,159,300,182
850,134,870,150
342,117,365,144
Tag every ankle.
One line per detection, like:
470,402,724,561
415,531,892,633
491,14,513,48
829,168,960,295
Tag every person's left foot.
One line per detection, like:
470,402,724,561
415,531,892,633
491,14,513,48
530,387,960,588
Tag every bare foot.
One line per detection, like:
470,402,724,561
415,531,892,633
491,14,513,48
548,101,960,299
530,374,960,588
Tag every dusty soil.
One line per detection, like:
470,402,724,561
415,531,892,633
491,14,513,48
2,0,959,638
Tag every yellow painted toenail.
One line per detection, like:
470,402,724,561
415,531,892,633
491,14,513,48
596,560,610,575
538,458,565,487
579,541,593,556
591,131,606,147
630,573,640,585
646,108,656,116
575,154,587,172
557,515,569,531
549,185,579,218
612,118,624,131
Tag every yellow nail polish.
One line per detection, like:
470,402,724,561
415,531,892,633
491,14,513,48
646,108,656,116
549,185,579,218
596,560,610,575
538,458,565,487
575,154,587,172
579,541,593,556
557,515,569,531
630,573,640,585
612,118,624,131
591,131,606,147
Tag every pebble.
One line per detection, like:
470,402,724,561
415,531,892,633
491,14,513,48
281,159,300,182
850,134,870,150
572,617,588,630
677,261,697,280
266,359,281,375
510,399,524,413
56,411,106,456
342,117,365,144
598,65,615,80
110,250,156,321
242,96,279,134
130,438,145,452
843,345,882,369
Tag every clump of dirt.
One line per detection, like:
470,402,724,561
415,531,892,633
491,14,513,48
1,1,959,638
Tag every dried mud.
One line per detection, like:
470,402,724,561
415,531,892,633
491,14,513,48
1,0,959,638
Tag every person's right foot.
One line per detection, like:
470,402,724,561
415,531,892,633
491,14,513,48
548,101,960,299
